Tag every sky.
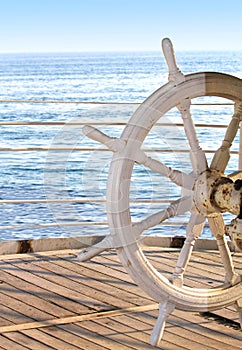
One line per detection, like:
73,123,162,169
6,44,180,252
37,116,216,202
0,0,242,53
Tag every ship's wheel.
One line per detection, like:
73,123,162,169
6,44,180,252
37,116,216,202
79,38,242,346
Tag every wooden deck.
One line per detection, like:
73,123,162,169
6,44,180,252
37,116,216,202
0,247,241,349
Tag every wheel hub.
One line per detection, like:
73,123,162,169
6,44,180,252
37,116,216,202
194,170,242,217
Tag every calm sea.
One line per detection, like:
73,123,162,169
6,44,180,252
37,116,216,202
0,50,242,241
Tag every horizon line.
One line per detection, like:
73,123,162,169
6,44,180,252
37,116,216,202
0,49,242,54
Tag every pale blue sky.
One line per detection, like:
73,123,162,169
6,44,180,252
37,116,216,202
1,0,242,52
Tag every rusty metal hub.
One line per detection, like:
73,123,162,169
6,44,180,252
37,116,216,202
194,169,242,251
194,170,236,216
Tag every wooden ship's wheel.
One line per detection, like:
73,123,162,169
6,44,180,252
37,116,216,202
79,38,242,346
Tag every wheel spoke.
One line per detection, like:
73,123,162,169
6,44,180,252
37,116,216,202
178,98,207,174
210,102,242,172
135,149,195,189
172,210,205,286
133,196,192,237
208,214,240,285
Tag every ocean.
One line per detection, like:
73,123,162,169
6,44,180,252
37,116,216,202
0,50,242,241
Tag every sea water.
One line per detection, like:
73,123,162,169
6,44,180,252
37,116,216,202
0,50,242,241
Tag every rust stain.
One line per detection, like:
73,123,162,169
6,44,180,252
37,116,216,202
222,188,229,197
171,236,185,248
18,240,33,254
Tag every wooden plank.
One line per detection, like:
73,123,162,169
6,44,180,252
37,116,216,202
75,319,162,350
0,249,241,350
0,304,91,350
0,265,97,315
0,305,101,350
59,250,135,283
147,251,225,287
0,271,73,318
105,313,207,350
0,259,112,313
125,309,241,350
29,255,142,305
21,328,83,350
0,334,29,350
2,332,49,350
10,255,148,309
144,308,242,347
95,249,223,291
93,252,134,276
8,331,55,350
41,324,116,350
0,304,158,333
186,250,241,278
0,309,57,350
111,315,182,350
0,302,84,350
171,309,242,347
46,253,154,302
167,313,241,350
0,291,54,323
0,301,36,328
209,307,240,322
61,321,134,350
0,311,12,327
91,316,190,350
103,310,233,350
